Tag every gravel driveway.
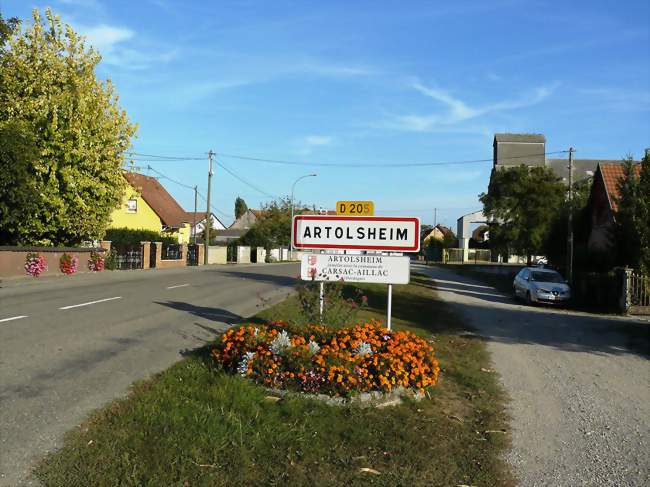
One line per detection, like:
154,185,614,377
414,264,650,487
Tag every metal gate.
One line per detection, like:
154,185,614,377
112,244,144,270
187,244,199,266
629,271,650,315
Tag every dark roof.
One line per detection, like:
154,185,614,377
123,172,188,228
214,229,248,238
599,163,642,211
184,211,225,227
546,158,632,184
494,133,546,143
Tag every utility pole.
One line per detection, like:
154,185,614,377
204,150,214,265
566,147,574,283
434,208,437,228
192,185,198,244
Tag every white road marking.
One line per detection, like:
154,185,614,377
59,296,122,310
166,283,190,289
0,315,28,323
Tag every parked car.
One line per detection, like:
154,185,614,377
513,267,571,305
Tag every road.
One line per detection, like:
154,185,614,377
0,263,299,486
414,264,650,487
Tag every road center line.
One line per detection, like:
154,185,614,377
0,315,28,323
166,283,190,289
59,296,122,310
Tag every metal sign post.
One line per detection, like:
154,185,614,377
387,284,393,330
319,282,324,321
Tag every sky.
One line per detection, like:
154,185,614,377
3,0,649,228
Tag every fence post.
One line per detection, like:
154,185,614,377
100,240,112,253
617,267,631,314
181,243,188,266
141,241,151,269
154,242,162,266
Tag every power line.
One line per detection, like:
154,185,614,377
213,150,570,168
126,149,569,168
213,158,279,199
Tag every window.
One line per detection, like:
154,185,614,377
126,198,137,213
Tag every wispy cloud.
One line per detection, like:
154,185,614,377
386,79,558,132
303,135,333,146
81,24,134,53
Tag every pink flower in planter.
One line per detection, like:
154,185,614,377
25,252,47,277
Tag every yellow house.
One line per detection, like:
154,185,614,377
108,172,191,243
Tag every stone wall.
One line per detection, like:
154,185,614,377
0,246,107,278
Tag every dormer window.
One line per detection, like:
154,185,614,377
126,198,137,213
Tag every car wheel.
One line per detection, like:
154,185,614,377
525,291,533,305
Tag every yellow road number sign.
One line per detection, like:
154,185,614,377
336,201,374,216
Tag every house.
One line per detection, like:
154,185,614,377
184,211,226,240
493,133,627,184
229,208,262,230
108,172,191,243
422,224,453,246
587,162,642,252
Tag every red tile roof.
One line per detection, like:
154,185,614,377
123,172,188,228
600,163,642,211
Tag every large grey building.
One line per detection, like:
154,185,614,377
493,133,626,183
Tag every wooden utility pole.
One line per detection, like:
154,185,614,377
566,147,574,282
192,185,198,244
204,150,214,265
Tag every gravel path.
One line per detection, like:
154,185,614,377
414,265,650,487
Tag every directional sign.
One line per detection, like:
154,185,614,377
292,215,420,252
336,200,374,216
301,254,410,284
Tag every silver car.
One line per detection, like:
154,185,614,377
513,267,571,305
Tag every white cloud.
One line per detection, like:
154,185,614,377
388,80,558,132
304,135,333,146
81,25,134,53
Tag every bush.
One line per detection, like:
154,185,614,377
24,252,47,277
293,280,366,328
59,253,78,275
104,249,118,270
104,228,175,246
212,321,440,397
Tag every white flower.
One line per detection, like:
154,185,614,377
270,330,291,355
307,340,321,356
253,327,259,337
237,351,255,376
354,341,373,358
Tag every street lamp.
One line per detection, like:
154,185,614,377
290,173,317,258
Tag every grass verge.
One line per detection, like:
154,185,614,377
35,275,513,487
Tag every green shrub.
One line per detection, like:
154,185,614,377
104,228,175,246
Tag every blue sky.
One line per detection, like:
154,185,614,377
3,0,649,228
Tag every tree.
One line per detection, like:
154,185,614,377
0,11,19,49
543,177,593,271
239,198,293,249
638,152,650,273
614,157,642,269
480,165,565,263
0,9,137,245
234,196,248,219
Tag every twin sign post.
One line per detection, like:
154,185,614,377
292,207,420,330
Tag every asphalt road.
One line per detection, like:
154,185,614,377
0,263,299,486
414,264,650,487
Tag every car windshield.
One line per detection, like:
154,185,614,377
530,271,564,283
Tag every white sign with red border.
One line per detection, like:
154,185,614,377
292,215,420,252
301,253,410,284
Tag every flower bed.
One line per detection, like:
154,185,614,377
212,321,440,397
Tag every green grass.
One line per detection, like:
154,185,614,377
35,276,514,487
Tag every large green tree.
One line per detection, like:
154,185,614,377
480,165,565,263
239,198,295,249
638,152,650,273
234,196,248,219
0,9,137,245
614,157,644,270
